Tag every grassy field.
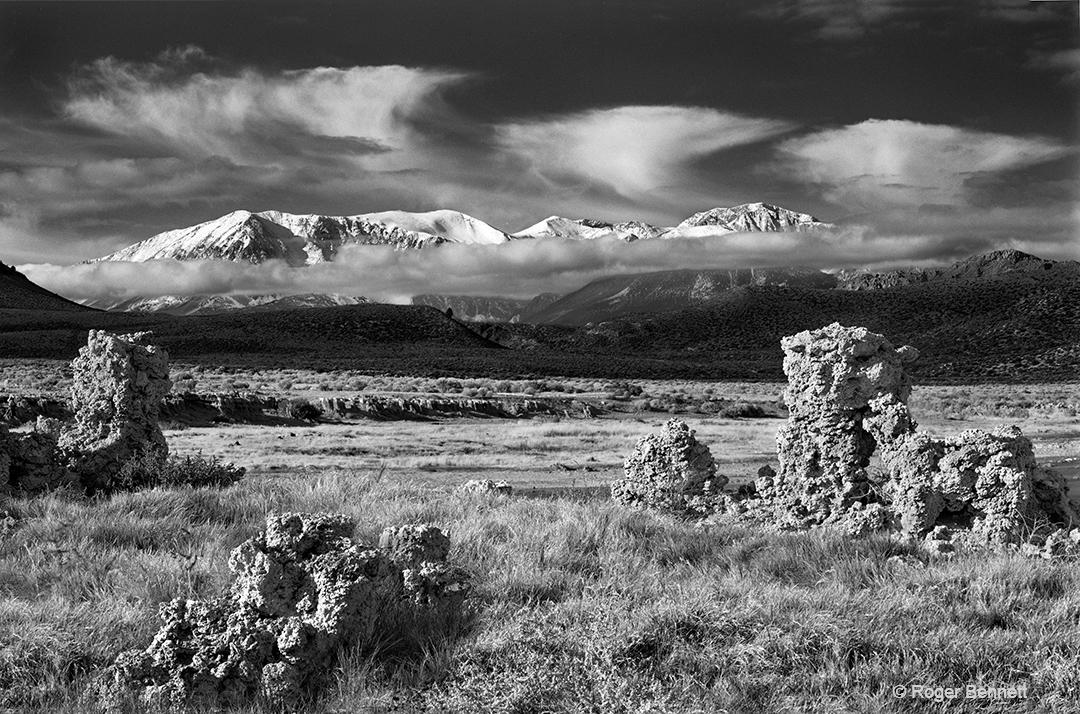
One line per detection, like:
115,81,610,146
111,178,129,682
1,382,1079,712
3,471,1080,713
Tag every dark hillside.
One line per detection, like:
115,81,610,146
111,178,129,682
1,270,1077,383
0,263,92,312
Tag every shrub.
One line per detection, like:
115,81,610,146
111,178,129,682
278,398,322,422
718,402,767,418
113,450,245,491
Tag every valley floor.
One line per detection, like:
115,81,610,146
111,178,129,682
162,392,1080,500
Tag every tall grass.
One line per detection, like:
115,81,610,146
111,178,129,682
2,472,1079,712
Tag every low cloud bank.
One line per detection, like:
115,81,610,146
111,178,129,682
22,227,1076,306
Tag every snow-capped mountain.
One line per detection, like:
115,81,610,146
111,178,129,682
677,202,830,233
81,293,367,316
512,203,829,243
94,202,830,265
513,217,665,242
94,209,512,265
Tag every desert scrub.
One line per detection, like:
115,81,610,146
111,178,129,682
111,450,246,491
2,472,1080,712
277,397,323,422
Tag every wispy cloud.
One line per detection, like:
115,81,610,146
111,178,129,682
1028,48,1080,83
755,0,1070,39
64,51,466,165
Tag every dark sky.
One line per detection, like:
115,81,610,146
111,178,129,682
1,0,1077,272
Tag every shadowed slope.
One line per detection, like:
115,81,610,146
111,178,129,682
0,263,92,312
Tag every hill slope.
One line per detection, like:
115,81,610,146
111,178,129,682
523,267,839,325
0,262,93,312
838,249,1080,289
512,270,1080,381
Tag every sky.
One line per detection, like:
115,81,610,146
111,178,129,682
1,0,1078,300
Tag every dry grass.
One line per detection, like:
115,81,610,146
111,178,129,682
1,368,1078,712
3,471,1080,713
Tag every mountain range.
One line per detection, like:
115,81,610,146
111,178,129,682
512,203,830,242
94,201,828,265
61,205,1080,332
79,293,367,316
2,249,1078,383
94,208,514,265
86,201,832,315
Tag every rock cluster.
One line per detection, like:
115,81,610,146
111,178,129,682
0,331,171,494
107,513,468,709
611,418,728,516
613,323,1079,551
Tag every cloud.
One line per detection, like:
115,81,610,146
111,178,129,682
753,0,936,39
64,51,466,165
1028,48,1080,83
11,49,796,260
497,106,793,201
755,0,1070,39
0,50,493,260
776,119,1072,209
24,219,1078,308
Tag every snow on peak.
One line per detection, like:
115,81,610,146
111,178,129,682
513,216,662,242
678,203,830,232
93,202,831,265
94,209,512,264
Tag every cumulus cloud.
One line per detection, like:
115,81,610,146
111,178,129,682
777,119,1072,209
498,106,793,201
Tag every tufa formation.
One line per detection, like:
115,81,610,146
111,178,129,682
105,512,468,709
612,418,729,517
1,330,171,494
755,323,918,534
